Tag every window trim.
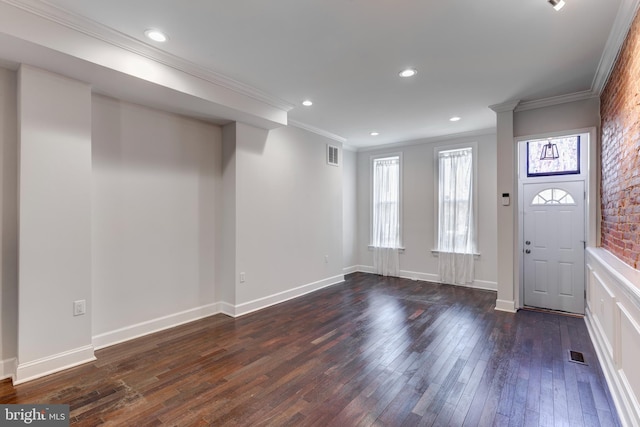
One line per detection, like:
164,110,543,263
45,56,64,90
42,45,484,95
433,142,479,255
370,152,404,249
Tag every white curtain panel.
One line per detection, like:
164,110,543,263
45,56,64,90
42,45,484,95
373,247,399,277
438,149,474,285
372,158,400,277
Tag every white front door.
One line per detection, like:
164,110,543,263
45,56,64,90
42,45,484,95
523,181,585,314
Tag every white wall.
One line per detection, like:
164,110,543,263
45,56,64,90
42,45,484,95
17,66,93,383
514,98,600,138
91,95,221,347
342,148,358,272
0,67,17,380
1,69,348,379
234,124,344,312
356,133,498,289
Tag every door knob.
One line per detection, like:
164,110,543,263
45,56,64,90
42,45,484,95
525,241,531,245
525,249,531,254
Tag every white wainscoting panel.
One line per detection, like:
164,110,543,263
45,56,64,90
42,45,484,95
586,247,640,427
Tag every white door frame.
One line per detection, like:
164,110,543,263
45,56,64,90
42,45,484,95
515,127,598,311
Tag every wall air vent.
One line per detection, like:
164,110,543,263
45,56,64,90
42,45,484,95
327,145,339,167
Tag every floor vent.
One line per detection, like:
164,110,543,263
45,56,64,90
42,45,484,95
569,350,587,365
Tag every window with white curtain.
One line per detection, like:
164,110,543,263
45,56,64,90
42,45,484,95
437,147,476,253
371,155,401,249
435,145,477,285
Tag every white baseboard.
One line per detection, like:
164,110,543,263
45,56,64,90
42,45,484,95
343,265,359,275
92,302,220,350
0,357,16,381
94,274,345,345
231,274,345,317
495,299,517,313
399,269,439,282
471,279,499,291
350,266,498,291
399,269,497,291
217,301,236,317
14,346,95,385
355,265,375,274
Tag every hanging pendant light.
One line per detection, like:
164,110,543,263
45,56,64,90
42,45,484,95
539,139,559,160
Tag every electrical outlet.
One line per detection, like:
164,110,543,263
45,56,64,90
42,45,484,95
73,300,86,316
240,272,246,283
324,255,329,264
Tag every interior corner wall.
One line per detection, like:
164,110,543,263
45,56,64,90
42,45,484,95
219,122,237,308
233,124,344,312
16,65,93,383
0,66,18,378
355,134,498,289
91,95,221,346
342,148,358,272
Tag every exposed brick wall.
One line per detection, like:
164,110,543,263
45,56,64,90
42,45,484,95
600,8,640,269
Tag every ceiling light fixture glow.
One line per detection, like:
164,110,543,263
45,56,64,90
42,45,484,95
399,68,417,78
302,100,313,106
145,29,168,42
449,116,461,122
548,0,565,11
370,132,379,136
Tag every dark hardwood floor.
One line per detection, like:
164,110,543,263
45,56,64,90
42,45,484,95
0,273,621,426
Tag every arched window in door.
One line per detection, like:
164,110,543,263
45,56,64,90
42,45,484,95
531,188,576,205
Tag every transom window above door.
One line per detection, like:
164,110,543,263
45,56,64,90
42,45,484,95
526,136,580,177
531,188,576,205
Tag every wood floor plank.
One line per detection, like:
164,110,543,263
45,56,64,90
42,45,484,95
0,273,622,426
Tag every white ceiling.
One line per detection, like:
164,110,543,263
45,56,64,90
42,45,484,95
2,0,630,148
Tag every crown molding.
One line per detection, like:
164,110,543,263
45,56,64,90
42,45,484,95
509,0,640,111
288,119,348,144
355,128,496,153
515,90,597,112
1,0,295,112
342,144,358,152
591,0,640,95
489,100,520,113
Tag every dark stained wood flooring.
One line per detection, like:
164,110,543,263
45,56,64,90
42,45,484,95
0,273,621,426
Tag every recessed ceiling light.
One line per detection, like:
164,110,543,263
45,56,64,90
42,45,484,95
399,68,417,78
302,100,313,106
449,116,461,122
370,131,379,136
144,29,168,42
548,0,565,10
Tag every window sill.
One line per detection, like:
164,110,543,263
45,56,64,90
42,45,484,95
368,245,405,253
431,250,480,259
